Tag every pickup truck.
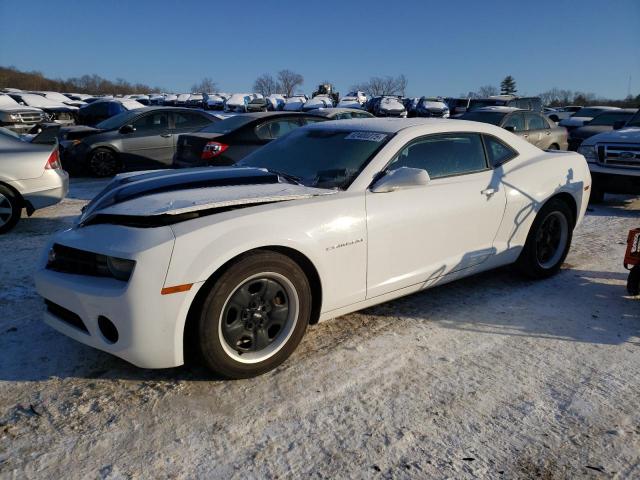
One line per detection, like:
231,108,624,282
578,110,640,202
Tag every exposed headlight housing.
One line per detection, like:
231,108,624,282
46,244,136,282
577,145,597,163
106,256,136,281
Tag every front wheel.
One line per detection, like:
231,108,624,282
516,199,573,279
196,251,312,378
88,148,119,177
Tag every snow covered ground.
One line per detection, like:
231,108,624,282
0,178,639,479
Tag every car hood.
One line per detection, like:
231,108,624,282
560,116,592,127
79,167,335,226
580,127,640,146
0,105,44,114
59,125,104,141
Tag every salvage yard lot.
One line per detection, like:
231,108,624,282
1,179,639,479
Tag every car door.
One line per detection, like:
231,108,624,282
119,111,173,168
503,112,531,143
365,132,507,298
525,113,550,148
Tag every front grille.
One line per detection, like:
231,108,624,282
46,243,111,278
597,143,640,169
17,112,45,124
55,112,72,121
44,300,89,333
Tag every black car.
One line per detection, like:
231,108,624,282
568,109,638,150
365,96,407,117
414,97,450,118
173,112,327,168
246,97,270,112
59,107,219,176
445,97,470,116
76,99,143,126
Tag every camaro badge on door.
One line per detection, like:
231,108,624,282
326,238,364,252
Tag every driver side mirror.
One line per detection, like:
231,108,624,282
119,124,136,134
370,167,430,193
504,125,516,132
613,120,626,130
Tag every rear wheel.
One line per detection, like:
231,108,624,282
548,143,560,150
516,199,573,279
88,148,119,177
196,251,312,378
0,185,21,234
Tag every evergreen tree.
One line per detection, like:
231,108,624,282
500,75,517,95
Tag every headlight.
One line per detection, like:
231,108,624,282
106,256,136,281
9,114,20,121
577,145,597,162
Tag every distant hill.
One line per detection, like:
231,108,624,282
0,66,163,95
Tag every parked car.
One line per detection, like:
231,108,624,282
414,97,450,118
0,93,47,134
283,96,307,111
577,110,640,202
63,93,93,102
302,95,334,111
309,108,374,120
76,98,145,127
148,94,165,105
32,91,87,108
186,94,204,108
445,97,470,116
336,96,363,109
467,96,543,112
0,127,68,233
403,97,419,117
173,112,327,168
559,106,621,130
204,93,227,110
225,94,253,112
544,106,583,123
175,94,191,106
460,107,568,150
367,96,407,117
34,118,590,378
7,93,77,126
246,97,270,112
59,107,219,176
163,94,178,106
568,109,638,150
343,90,367,105
266,94,286,111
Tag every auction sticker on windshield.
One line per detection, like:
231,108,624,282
345,132,388,142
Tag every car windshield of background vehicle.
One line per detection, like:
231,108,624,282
460,112,506,126
238,128,393,190
96,110,140,130
468,99,504,110
573,108,609,117
588,112,633,126
199,115,255,134
624,112,640,127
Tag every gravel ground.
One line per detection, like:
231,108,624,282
0,179,639,479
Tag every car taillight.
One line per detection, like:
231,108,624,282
45,148,61,170
201,141,229,160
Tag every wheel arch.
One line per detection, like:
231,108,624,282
546,191,577,227
0,180,28,212
182,245,323,364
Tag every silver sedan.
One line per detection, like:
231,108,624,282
0,128,69,233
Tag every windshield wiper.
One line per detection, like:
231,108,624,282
264,168,303,186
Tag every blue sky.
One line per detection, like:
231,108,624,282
1,0,639,98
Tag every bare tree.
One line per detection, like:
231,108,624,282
191,77,218,93
253,73,280,96
351,74,408,96
277,69,304,97
478,85,498,97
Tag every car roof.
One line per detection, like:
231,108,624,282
470,106,524,113
305,117,481,134
310,108,371,117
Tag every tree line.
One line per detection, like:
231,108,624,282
2,66,638,107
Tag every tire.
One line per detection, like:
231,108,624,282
627,266,640,296
516,199,573,279
196,250,312,378
0,185,21,234
589,184,605,204
88,148,119,177
548,143,560,150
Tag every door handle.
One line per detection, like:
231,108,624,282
545,131,551,135
160,133,171,138
481,188,496,197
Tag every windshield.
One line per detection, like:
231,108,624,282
0,94,19,107
627,111,640,128
198,115,254,134
572,108,611,118
588,112,633,126
13,93,64,107
468,99,506,111
460,111,506,126
238,128,392,190
96,109,140,130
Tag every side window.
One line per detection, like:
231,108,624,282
91,103,109,116
174,112,209,129
107,103,122,116
300,116,326,125
388,133,487,179
503,113,525,131
526,113,548,130
255,119,301,140
483,135,518,167
132,112,169,132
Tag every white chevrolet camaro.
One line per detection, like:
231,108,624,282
35,118,591,378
